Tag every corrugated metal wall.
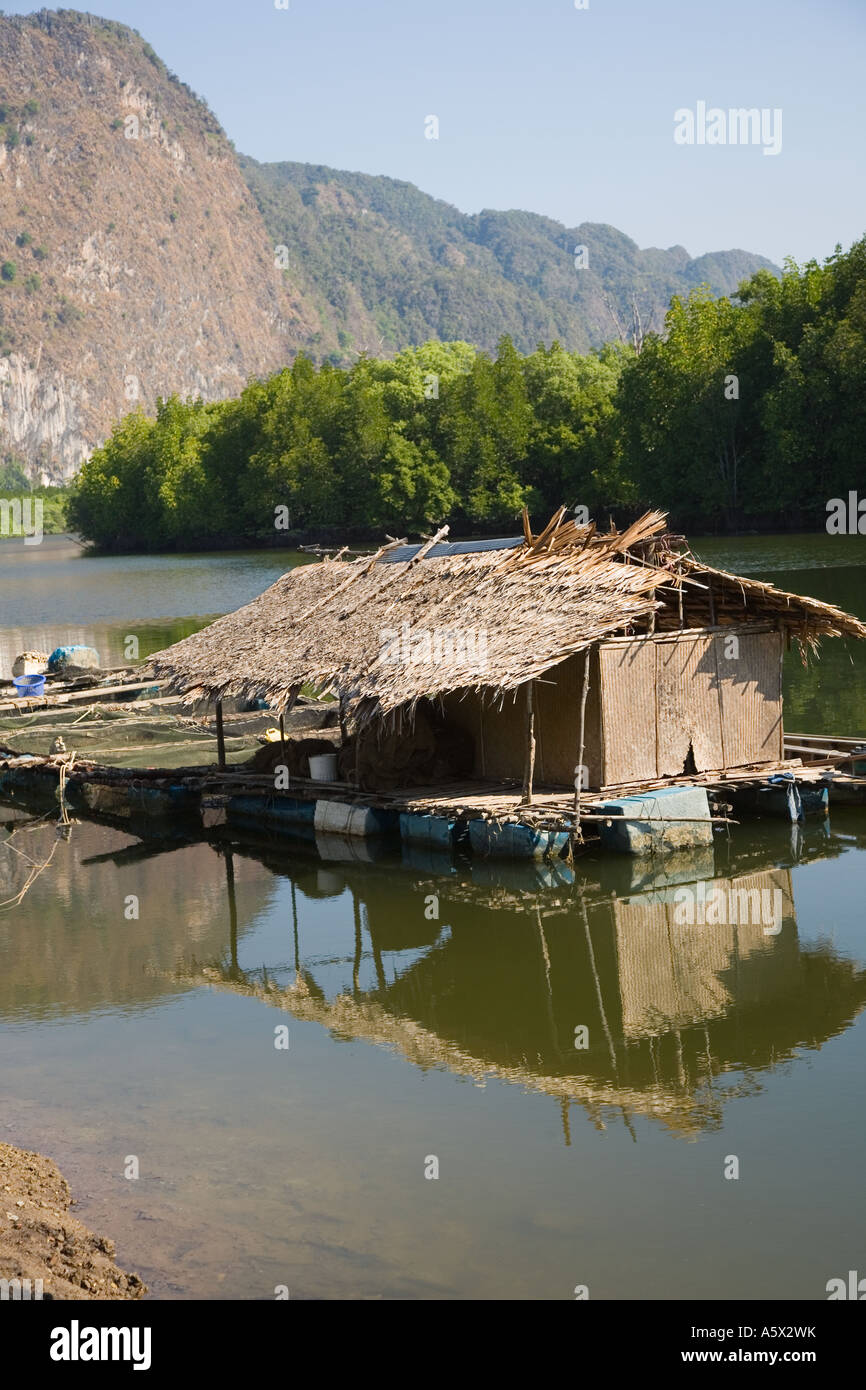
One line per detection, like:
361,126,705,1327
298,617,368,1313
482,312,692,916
599,625,783,784
597,641,657,784
656,635,725,775
716,628,784,767
438,624,783,788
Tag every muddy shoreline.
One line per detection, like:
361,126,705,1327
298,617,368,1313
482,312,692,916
0,1142,145,1300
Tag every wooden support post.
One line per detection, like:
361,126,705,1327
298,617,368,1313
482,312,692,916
278,686,302,791
278,710,290,791
573,650,591,839
215,698,226,771
713,636,728,775
708,577,716,627
522,681,536,805
779,625,786,763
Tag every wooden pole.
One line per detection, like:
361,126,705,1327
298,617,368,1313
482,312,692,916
779,625,786,762
522,681,536,804
225,850,238,974
278,686,302,791
653,641,660,779
215,699,226,771
573,650,591,839
291,879,300,976
578,893,618,1075
352,897,362,995
713,636,728,775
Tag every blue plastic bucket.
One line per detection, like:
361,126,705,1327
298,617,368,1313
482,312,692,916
12,674,46,697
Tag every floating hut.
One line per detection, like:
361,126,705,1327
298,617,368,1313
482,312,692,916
136,507,865,855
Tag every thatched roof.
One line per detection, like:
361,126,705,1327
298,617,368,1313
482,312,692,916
146,508,866,721
679,555,866,638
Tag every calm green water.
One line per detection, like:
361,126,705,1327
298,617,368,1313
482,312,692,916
0,535,311,676
1,533,865,1300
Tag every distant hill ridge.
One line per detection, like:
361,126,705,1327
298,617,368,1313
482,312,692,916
241,156,779,359
0,9,779,478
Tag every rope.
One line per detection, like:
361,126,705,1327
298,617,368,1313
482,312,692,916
57,753,76,826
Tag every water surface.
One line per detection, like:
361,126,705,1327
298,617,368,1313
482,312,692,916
1,531,865,1300
0,535,308,675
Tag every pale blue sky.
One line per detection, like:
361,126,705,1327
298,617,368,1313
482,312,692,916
5,0,864,265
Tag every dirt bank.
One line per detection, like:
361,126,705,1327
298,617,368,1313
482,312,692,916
0,1142,146,1299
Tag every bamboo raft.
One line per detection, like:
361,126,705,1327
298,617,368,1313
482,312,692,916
0,670,163,713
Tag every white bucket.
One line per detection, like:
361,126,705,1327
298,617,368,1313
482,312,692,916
308,752,338,782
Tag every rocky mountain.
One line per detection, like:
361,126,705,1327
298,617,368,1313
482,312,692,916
0,10,314,481
0,10,779,481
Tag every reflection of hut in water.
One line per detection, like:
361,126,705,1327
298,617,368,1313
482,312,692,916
609,871,799,1038
187,842,866,1140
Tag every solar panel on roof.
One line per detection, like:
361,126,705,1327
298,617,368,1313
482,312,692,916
380,537,524,563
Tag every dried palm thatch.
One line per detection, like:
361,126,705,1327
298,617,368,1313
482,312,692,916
676,555,866,650
146,507,866,723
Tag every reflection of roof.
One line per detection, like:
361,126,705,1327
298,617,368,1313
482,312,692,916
186,966,727,1139
147,507,865,721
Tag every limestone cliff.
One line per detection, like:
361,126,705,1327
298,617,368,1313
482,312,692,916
0,11,314,480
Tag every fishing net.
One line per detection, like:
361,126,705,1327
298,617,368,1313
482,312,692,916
0,704,264,770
